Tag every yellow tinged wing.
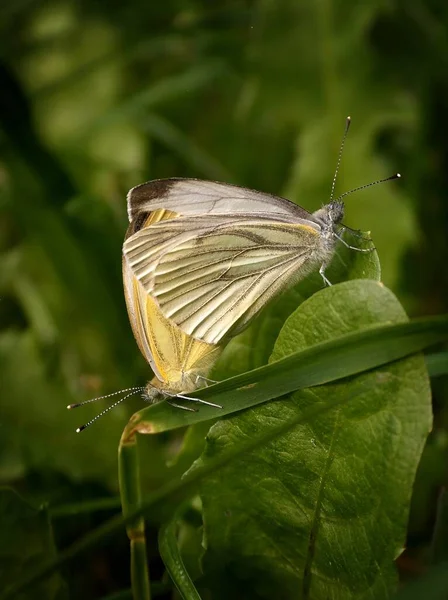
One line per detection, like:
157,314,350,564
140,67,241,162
123,208,222,393
124,217,328,345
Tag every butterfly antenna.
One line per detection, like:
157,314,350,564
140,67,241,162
71,388,144,433
336,173,401,203
330,116,351,202
67,386,144,409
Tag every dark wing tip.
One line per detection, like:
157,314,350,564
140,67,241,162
127,178,178,222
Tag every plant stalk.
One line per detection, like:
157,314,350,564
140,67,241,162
119,424,151,600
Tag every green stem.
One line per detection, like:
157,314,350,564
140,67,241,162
50,496,121,517
431,488,448,565
159,518,202,600
119,425,151,600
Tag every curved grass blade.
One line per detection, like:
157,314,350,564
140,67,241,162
159,519,202,600
125,282,448,435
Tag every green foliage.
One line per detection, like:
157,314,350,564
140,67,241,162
1,0,448,598
189,282,431,599
0,488,67,600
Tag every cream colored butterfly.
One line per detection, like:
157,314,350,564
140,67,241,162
72,119,398,427
123,180,346,348
122,160,397,414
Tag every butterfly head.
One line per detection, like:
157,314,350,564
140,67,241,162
142,381,163,404
313,200,345,231
326,200,345,227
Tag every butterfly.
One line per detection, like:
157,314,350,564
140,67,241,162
71,118,399,428
122,178,382,346
122,180,349,411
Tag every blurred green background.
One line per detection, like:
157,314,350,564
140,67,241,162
1,0,447,597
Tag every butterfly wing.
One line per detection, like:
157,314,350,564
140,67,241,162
127,178,315,223
124,215,329,345
123,210,222,391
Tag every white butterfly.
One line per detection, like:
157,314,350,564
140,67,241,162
72,120,397,427
123,178,364,347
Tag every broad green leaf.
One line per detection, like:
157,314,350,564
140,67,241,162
191,280,431,600
214,231,380,380
0,488,67,600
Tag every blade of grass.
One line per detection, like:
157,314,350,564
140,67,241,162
159,518,202,600
81,62,226,136
431,488,448,565
127,313,448,434
50,497,121,518
119,429,151,600
426,352,448,378
143,114,233,181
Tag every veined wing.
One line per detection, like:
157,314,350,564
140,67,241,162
123,256,221,390
124,212,313,284
124,217,325,345
127,178,314,223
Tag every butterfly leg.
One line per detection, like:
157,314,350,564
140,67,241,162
319,264,332,287
343,227,372,242
176,393,223,409
335,231,375,253
165,398,197,412
195,374,218,387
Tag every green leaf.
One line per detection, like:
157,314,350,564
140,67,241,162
190,281,431,599
0,488,67,600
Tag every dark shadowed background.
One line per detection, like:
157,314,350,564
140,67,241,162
1,1,447,598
